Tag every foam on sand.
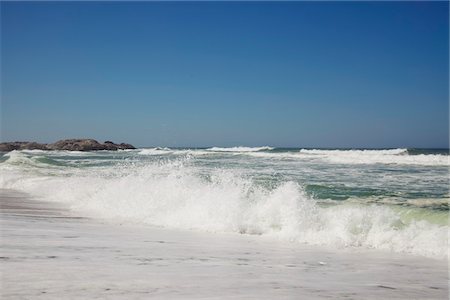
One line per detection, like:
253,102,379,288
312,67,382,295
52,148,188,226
1,189,448,299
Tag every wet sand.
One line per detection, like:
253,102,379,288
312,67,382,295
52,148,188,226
0,189,448,299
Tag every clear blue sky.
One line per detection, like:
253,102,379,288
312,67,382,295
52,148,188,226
1,2,448,148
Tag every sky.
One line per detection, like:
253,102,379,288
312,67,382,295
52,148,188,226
1,1,448,148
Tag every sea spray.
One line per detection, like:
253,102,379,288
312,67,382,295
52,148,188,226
1,149,447,258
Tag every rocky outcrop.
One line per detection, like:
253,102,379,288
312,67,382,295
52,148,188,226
0,139,136,152
48,139,106,151
0,142,42,152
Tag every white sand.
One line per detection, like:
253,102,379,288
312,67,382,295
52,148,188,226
1,189,448,299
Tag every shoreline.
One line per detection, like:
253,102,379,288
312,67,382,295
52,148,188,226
1,188,448,299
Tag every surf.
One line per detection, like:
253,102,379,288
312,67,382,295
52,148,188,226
0,151,447,259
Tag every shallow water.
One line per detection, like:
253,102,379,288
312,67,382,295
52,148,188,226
0,147,448,258
1,190,448,299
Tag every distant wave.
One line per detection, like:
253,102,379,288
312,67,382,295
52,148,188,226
4,148,448,166
207,146,274,152
300,148,409,155
298,148,448,166
138,147,173,155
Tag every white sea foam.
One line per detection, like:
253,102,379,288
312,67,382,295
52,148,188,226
0,155,446,259
207,146,274,152
138,148,213,157
20,149,47,154
138,147,173,155
298,149,448,166
300,148,409,155
2,151,51,168
195,148,448,166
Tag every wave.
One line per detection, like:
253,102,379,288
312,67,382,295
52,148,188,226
1,150,123,170
0,157,446,259
300,148,409,155
1,150,65,168
298,149,448,166
3,147,448,168
206,146,274,152
138,147,173,155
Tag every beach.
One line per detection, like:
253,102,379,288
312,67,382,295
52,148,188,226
2,1,449,298
1,188,448,299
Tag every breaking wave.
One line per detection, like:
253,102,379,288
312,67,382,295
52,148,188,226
0,153,447,259
300,148,409,155
298,148,448,166
206,146,274,152
138,147,173,155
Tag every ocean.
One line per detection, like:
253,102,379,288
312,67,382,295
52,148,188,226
1,147,448,259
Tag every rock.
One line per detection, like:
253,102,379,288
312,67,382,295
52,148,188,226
0,139,136,152
118,143,135,150
20,142,49,150
103,141,119,150
0,142,25,152
0,141,48,151
48,139,105,151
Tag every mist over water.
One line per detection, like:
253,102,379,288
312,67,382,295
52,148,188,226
0,147,448,258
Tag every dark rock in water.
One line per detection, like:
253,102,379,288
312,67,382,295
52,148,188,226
0,142,26,152
118,143,135,150
21,142,49,150
47,139,136,151
0,139,135,152
103,141,119,150
48,139,106,151
0,141,49,151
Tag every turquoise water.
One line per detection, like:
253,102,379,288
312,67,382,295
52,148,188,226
0,147,448,257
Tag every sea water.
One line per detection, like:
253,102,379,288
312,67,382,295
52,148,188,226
0,147,448,258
